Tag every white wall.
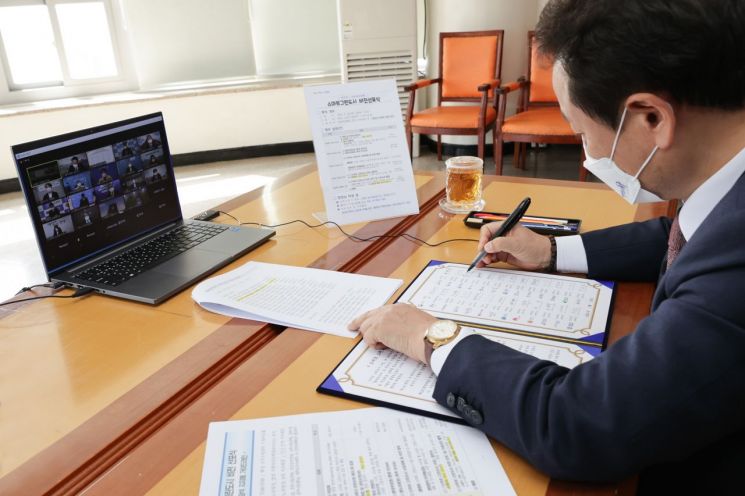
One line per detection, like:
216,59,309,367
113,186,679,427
424,0,540,145
249,0,339,75
121,0,256,88
0,86,311,180
0,0,545,180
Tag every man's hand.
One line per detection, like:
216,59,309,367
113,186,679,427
476,221,552,270
347,303,438,363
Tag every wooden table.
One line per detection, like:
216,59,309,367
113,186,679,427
0,165,669,495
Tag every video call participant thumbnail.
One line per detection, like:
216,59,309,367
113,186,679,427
86,146,116,167
99,197,125,219
116,156,143,177
38,198,72,223
68,190,96,210
27,161,61,188
113,139,139,160
34,180,65,204
72,206,100,229
123,188,151,210
58,155,89,176
147,165,167,184
42,215,74,240
62,171,92,194
91,163,118,186
138,132,161,152
94,179,122,201
122,173,145,193
141,150,164,167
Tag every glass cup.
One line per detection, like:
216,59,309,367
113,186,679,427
439,156,485,213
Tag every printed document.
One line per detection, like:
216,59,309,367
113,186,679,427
398,262,613,341
192,261,401,338
199,408,516,496
319,260,614,419
304,79,419,225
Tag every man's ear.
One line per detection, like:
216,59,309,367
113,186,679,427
625,93,676,150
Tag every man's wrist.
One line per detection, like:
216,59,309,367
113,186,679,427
546,235,557,272
430,328,475,375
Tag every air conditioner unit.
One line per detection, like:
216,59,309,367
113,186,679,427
336,0,418,123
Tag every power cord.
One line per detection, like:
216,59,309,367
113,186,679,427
15,281,66,295
2,287,94,308
215,211,479,248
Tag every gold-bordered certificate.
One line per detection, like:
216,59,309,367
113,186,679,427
318,261,615,422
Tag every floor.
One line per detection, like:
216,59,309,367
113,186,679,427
0,145,587,302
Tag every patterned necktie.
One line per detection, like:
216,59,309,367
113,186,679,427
667,215,686,268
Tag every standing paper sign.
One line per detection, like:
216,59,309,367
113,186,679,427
304,79,420,225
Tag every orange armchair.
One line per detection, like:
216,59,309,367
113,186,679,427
494,31,586,179
405,30,504,166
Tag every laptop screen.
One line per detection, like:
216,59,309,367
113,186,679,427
12,113,183,276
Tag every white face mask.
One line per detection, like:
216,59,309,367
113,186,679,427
582,107,663,204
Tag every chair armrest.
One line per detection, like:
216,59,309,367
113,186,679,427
477,79,501,92
497,78,528,95
404,78,440,92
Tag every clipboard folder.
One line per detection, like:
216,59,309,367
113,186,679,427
318,260,616,423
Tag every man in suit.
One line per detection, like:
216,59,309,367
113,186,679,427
41,183,60,202
348,0,745,493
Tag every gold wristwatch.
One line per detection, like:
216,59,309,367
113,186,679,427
424,320,460,365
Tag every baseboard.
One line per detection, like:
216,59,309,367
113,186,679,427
420,136,502,158
0,141,315,194
171,141,314,167
419,136,580,159
0,177,20,195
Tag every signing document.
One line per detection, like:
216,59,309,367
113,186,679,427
192,261,402,338
319,261,614,419
199,408,516,496
304,79,419,225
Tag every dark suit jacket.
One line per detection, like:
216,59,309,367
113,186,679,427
433,172,745,494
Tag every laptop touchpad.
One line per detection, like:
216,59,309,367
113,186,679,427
154,248,226,278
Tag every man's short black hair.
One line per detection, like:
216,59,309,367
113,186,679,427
536,0,745,128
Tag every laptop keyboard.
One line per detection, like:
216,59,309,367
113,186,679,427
75,223,229,286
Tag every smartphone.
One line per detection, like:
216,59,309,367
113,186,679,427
464,211,581,236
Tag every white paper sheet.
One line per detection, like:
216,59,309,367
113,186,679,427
304,79,420,225
398,262,613,341
192,261,402,338
326,325,597,419
199,408,516,496
320,260,612,419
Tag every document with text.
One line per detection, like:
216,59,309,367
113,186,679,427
319,260,614,420
192,261,402,338
304,79,420,225
199,408,516,496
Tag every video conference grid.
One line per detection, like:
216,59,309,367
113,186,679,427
28,133,167,241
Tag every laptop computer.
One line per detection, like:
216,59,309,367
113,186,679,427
12,112,275,304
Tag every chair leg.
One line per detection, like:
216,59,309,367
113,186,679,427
514,143,522,169
437,135,442,161
477,132,485,162
406,128,413,161
494,136,504,176
519,143,528,169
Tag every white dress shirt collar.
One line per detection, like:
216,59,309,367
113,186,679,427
678,145,745,242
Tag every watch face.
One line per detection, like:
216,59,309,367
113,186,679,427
428,320,457,340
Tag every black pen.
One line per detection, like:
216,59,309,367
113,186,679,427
466,197,532,272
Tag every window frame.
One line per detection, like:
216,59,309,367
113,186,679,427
0,0,136,105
